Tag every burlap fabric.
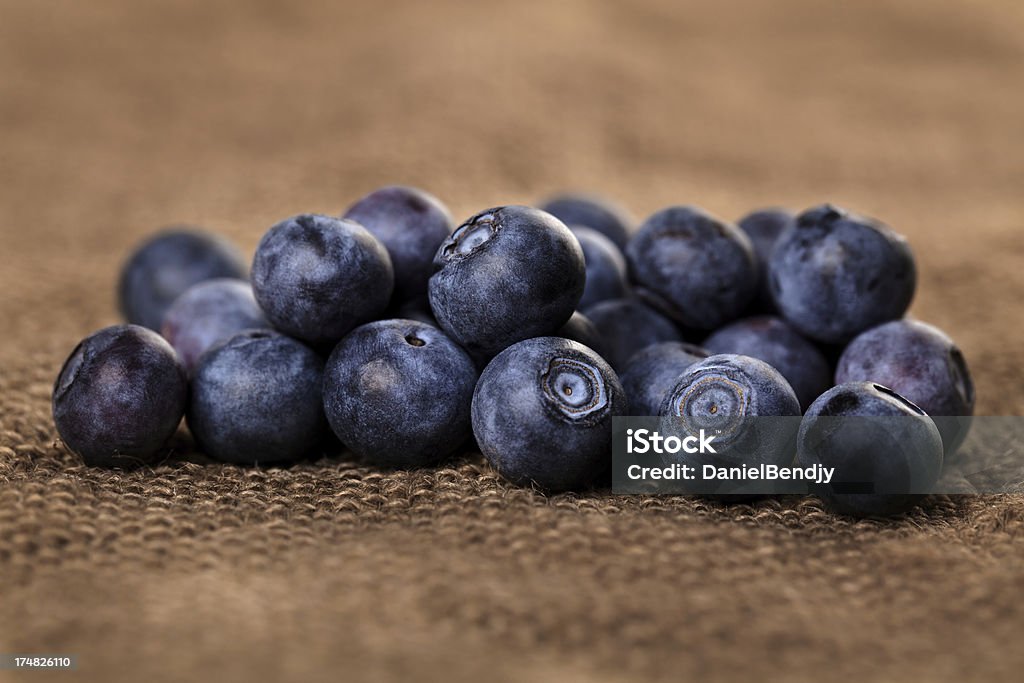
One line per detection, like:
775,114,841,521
2,1,1022,681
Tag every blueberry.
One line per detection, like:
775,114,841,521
769,204,916,344
658,354,800,496
472,337,627,491
323,320,478,468
582,298,682,372
737,208,795,314
428,206,585,360
626,206,758,330
52,325,187,467
836,319,975,454
570,226,629,310
343,186,453,303
619,342,709,415
540,193,633,250
187,330,328,464
118,228,247,331
702,316,831,411
161,278,270,374
554,311,605,358
797,382,943,517
661,355,802,439
251,214,394,346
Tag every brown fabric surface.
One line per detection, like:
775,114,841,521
2,1,1023,681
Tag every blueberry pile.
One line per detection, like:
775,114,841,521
52,188,975,517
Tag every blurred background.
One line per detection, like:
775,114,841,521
2,1,1023,681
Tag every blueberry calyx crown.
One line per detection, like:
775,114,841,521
947,347,975,407
439,210,500,263
541,355,608,421
797,203,903,244
797,204,845,228
668,368,750,441
870,384,927,415
822,383,926,416
294,214,326,231
53,340,87,400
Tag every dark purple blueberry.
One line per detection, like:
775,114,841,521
118,228,247,331
554,311,605,358
161,278,270,374
187,330,328,464
323,320,478,468
797,382,943,517
836,319,975,454
472,337,627,491
702,316,831,411
540,193,634,249
343,186,453,302
251,214,394,346
428,206,585,360
659,354,801,494
52,325,187,467
737,208,795,314
769,204,916,344
660,354,801,424
582,298,682,372
619,342,709,415
626,206,758,331
569,226,629,310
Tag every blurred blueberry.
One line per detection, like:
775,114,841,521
161,278,270,374
769,204,916,344
251,214,393,346
798,381,943,517
428,206,585,360
554,311,605,358
703,315,831,411
472,337,627,491
583,298,681,372
323,319,477,468
187,330,328,464
344,186,453,302
626,206,758,331
569,226,629,310
836,319,974,454
118,227,247,331
619,341,709,415
52,325,187,467
541,193,634,249
737,208,795,314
